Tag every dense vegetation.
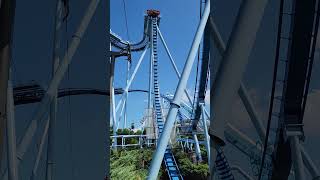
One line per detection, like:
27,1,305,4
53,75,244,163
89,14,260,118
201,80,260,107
110,149,158,180
110,129,209,179
173,148,209,180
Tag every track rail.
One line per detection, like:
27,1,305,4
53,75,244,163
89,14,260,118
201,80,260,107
110,16,151,52
151,17,183,180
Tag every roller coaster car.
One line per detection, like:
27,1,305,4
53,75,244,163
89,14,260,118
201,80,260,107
147,9,160,17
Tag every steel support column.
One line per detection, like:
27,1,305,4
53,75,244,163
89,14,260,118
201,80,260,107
289,136,305,180
46,0,63,179
301,147,320,180
31,118,50,180
6,79,18,180
0,0,15,170
110,55,117,149
147,1,210,179
193,133,202,162
124,60,130,129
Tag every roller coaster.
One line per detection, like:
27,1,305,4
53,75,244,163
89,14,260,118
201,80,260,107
1,0,320,180
110,0,320,180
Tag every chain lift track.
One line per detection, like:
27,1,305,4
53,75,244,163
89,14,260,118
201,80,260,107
150,16,184,180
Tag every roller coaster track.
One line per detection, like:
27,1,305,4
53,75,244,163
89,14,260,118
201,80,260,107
150,17,183,180
192,23,210,130
267,0,320,179
110,15,152,52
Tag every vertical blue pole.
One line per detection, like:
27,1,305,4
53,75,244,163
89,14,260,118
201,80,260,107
46,0,62,179
193,133,202,162
111,56,117,149
124,60,130,129
147,1,210,179
6,78,18,180
31,118,50,180
290,136,306,180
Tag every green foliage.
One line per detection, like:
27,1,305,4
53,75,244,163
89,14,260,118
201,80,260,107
111,149,162,180
173,149,209,180
135,130,143,135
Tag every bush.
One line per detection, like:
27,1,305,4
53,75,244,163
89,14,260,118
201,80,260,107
111,149,163,180
173,149,209,180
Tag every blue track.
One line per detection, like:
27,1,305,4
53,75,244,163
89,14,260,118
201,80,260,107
151,16,183,180
215,147,235,180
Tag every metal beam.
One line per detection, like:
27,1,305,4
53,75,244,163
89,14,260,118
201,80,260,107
46,0,63,179
192,23,210,130
301,147,320,180
124,60,130,128
31,117,50,180
6,79,18,180
289,136,306,180
0,0,15,170
110,55,117,149
193,133,202,162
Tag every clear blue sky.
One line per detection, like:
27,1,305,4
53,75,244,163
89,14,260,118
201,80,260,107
111,0,208,129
